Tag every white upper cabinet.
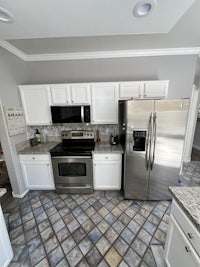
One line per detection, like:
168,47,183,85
51,84,70,104
119,81,169,99
19,85,52,125
51,83,91,105
144,81,168,98
119,82,143,99
91,83,119,124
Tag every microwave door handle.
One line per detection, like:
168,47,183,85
81,106,84,122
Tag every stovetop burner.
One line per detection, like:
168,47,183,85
50,142,95,157
50,130,95,157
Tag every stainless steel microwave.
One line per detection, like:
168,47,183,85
51,105,90,123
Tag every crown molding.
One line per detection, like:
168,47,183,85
0,40,27,61
0,39,200,62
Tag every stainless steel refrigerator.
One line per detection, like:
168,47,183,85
119,99,189,200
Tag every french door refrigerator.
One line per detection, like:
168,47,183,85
120,99,189,200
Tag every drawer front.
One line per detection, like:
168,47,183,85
19,154,50,162
166,215,200,267
93,153,121,161
171,199,200,256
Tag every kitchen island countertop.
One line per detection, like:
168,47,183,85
169,186,200,231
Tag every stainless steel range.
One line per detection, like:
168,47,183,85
50,130,95,194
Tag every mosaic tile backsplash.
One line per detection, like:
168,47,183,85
27,124,119,143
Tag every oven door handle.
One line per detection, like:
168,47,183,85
51,156,92,159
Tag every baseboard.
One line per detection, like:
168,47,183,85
12,189,29,198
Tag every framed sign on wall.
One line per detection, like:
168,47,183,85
4,107,26,136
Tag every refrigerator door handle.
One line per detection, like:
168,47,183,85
146,112,152,171
150,112,157,170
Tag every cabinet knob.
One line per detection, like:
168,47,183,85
32,157,35,159
185,246,191,253
188,233,195,239
47,164,49,166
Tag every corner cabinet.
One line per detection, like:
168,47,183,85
91,83,119,124
164,200,200,267
19,154,55,190
119,80,169,99
93,153,122,190
51,83,91,105
19,85,52,125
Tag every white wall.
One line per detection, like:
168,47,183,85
0,47,29,197
27,55,198,98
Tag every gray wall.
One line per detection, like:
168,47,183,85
27,55,198,98
0,47,29,196
193,120,200,149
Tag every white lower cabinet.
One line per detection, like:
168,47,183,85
0,205,13,267
19,154,55,190
93,153,122,190
164,200,200,267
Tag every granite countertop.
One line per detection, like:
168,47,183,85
18,140,124,155
169,187,200,231
18,142,59,154
94,142,124,154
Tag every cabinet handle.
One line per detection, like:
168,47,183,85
105,157,108,159
32,157,35,159
188,233,195,239
185,246,191,253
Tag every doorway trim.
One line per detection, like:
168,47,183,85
182,84,200,162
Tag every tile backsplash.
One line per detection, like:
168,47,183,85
27,124,119,143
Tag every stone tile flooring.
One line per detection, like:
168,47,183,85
3,190,171,267
181,161,200,186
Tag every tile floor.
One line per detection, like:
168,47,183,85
3,190,171,267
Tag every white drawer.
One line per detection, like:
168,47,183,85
171,199,200,256
19,154,50,162
93,153,121,161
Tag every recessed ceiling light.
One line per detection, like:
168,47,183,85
133,0,157,17
0,7,14,23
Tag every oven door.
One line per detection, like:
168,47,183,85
51,156,93,193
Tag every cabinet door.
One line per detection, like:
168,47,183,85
20,158,55,190
93,160,121,190
0,206,13,267
51,84,70,105
144,81,168,98
165,216,200,267
19,85,52,125
91,83,119,124
119,82,143,99
70,84,91,104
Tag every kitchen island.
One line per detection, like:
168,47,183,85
164,187,200,267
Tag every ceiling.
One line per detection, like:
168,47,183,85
0,0,199,61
